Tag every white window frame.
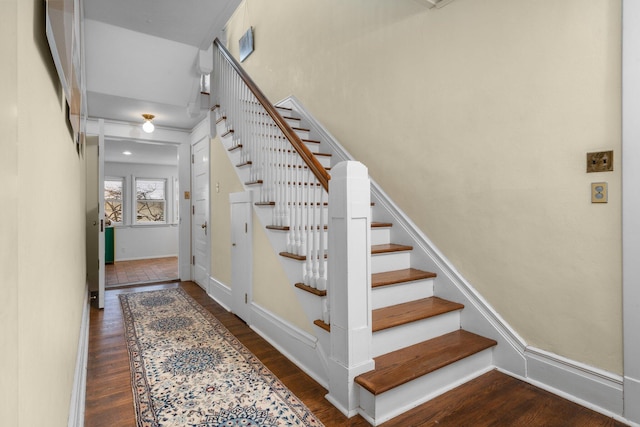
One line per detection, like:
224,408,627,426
104,177,125,225
134,177,168,225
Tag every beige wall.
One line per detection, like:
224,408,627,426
0,0,87,425
225,0,623,373
210,136,312,333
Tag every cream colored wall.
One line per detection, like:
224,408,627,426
210,135,312,333
0,0,87,425
1,0,20,424
225,0,623,373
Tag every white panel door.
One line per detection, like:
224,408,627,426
192,138,210,290
85,136,104,308
230,192,252,323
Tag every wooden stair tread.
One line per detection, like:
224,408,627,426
371,222,392,228
372,268,436,288
279,251,327,261
373,297,463,332
371,243,413,254
355,330,497,395
280,243,409,261
313,319,330,332
295,283,327,296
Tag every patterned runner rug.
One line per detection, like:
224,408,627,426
120,288,324,427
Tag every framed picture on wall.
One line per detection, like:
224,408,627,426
239,27,254,62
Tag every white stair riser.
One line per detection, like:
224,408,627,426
316,155,331,169
284,117,301,127
371,251,411,274
304,142,321,154
294,128,310,139
372,311,460,357
358,349,494,426
371,227,391,246
372,279,434,310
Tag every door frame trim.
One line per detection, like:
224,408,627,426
230,191,253,324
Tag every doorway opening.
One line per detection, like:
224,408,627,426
103,139,180,289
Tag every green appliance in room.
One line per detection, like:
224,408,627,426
105,227,114,264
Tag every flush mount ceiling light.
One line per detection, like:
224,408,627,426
122,151,132,156
142,114,155,133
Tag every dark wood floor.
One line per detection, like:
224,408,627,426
85,281,627,427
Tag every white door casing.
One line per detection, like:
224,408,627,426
85,136,100,306
230,191,253,323
622,1,640,422
192,137,210,291
98,120,105,309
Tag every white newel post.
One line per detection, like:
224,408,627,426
325,161,375,417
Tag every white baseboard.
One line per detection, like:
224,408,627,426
68,285,90,427
250,303,329,389
207,275,232,311
494,346,635,425
114,254,178,262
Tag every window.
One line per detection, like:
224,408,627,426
136,178,166,223
104,179,123,223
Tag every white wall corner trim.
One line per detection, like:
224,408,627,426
623,0,640,423
250,303,329,389
208,275,232,311
67,286,91,427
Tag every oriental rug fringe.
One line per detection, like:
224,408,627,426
119,288,324,427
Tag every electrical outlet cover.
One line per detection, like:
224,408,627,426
591,182,608,203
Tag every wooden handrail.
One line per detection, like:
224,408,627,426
213,39,330,191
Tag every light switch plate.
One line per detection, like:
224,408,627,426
591,182,608,203
587,151,614,173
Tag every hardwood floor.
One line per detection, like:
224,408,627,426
85,281,627,427
105,256,178,288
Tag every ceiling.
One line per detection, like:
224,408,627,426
83,0,241,131
104,139,179,166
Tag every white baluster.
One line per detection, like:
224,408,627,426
322,298,330,325
304,170,314,287
311,181,320,288
287,147,295,254
317,188,327,292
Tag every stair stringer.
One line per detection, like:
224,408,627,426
214,116,331,388
277,95,527,378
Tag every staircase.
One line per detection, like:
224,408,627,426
210,39,498,426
